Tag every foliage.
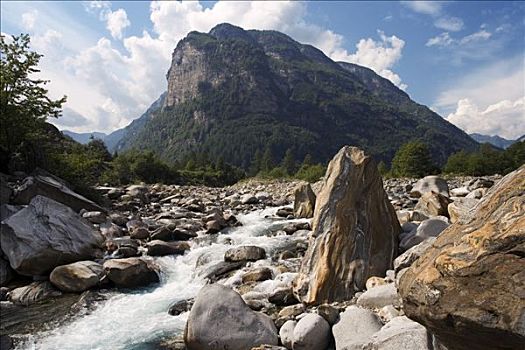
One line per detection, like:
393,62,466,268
391,141,438,177
294,163,326,182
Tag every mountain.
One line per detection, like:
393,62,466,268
62,130,107,144
116,23,478,168
469,133,519,149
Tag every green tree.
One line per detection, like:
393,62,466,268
377,161,389,176
86,138,112,162
281,148,296,175
391,141,437,177
302,154,313,167
261,147,274,173
0,34,66,159
444,150,469,174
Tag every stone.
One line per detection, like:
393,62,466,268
12,175,104,212
0,259,14,286
268,287,298,306
410,176,449,198
365,276,386,290
467,177,494,191
241,194,259,204
225,246,266,262
49,261,104,292
184,284,278,350
332,305,382,350
103,258,159,288
0,204,23,222
292,313,330,350
399,218,449,251
82,211,107,224
316,304,339,325
169,298,194,316
394,238,436,273
399,166,525,350
363,316,433,350
129,226,150,239
151,227,197,241
201,261,246,282
356,283,401,309
147,240,190,256
450,186,470,197
278,304,306,319
466,188,487,199
8,281,61,306
206,220,223,234
242,267,273,283
414,191,451,217
293,182,316,218
447,197,478,223
294,147,400,304
279,320,296,349
276,207,293,218
0,287,8,301
0,175,12,206
1,196,105,276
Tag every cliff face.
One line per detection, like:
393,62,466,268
118,23,478,168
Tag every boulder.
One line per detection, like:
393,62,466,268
103,258,159,288
242,267,273,283
294,147,400,304
0,175,12,205
363,316,433,350
316,304,340,325
292,313,331,350
151,227,197,241
293,182,316,218
146,240,190,256
50,261,104,292
184,284,278,350
241,194,259,204
279,320,296,349
8,281,61,306
356,283,402,309
169,298,194,316
82,211,106,224
268,287,298,306
399,166,525,350
0,259,14,286
394,238,435,273
1,196,105,276
414,191,451,217
447,197,479,223
12,175,104,212
332,306,382,350
399,218,449,251
225,246,266,262
410,176,449,198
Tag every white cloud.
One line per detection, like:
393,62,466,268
106,9,130,39
459,29,491,44
427,30,492,48
426,32,453,47
434,16,464,32
401,1,442,16
446,97,525,139
426,29,498,64
22,9,38,30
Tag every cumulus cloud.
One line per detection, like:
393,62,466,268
22,10,38,30
106,9,130,39
446,98,525,139
401,1,442,16
434,16,464,32
402,1,467,34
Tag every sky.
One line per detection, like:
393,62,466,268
1,1,524,139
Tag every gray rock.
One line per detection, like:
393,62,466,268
356,283,401,309
50,261,104,292
225,246,266,262
241,194,259,204
82,211,107,224
0,258,14,286
0,175,12,206
12,175,104,212
448,197,479,223
200,261,246,282
168,298,194,316
316,304,340,325
103,258,159,288
242,267,273,283
184,284,278,350
410,176,449,198
292,313,330,350
151,227,197,241
399,218,449,251
146,240,190,256
414,191,451,217
8,281,62,306
1,196,105,276
332,305,382,350
268,287,298,306
279,320,296,349
363,316,433,350
293,182,316,219
278,304,306,319
0,204,23,222
394,237,436,273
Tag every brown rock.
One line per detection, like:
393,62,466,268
399,166,525,350
414,191,451,217
293,182,316,218
293,146,400,304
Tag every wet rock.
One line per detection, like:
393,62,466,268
414,191,451,217
399,166,525,350
294,147,400,304
82,211,107,224
8,281,62,306
410,176,449,198
293,182,316,219
276,207,293,218
184,284,278,350
109,213,128,226
1,196,104,276
356,283,401,309
100,222,124,239
279,320,296,349
151,227,197,241
147,240,190,256
168,298,194,316
332,305,382,350
103,257,159,288
130,226,150,239
363,316,433,350
268,287,298,306
205,220,223,234
225,246,266,262
201,261,246,282
292,313,330,350
242,267,273,283
50,261,104,292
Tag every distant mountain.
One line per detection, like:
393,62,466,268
469,133,518,149
62,130,107,144
113,23,478,167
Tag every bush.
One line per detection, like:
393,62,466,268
294,163,326,182
391,141,437,177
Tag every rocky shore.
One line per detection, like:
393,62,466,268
1,147,523,350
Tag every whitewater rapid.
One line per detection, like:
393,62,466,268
18,207,301,350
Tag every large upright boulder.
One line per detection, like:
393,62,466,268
1,196,105,276
294,146,401,304
12,175,104,213
184,284,278,350
293,182,316,218
399,166,525,350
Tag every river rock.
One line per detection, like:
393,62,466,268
241,194,259,204
414,191,451,217
8,281,62,306
82,211,107,224
293,182,316,218
103,257,159,288
50,261,104,292
399,218,449,251
410,176,449,198
399,166,525,350
1,196,105,276
279,320,296,349
169,298,194,316
332,305,382,350
356,283,401,309
294,147,400,304
151,227,197,241
394,237,436,273
12,175,104,212
242,267,273,283
225,246,266,262
363,316,433,350
292,313,330,350
184,284,278,350
146,240,190,256
268,287,298,306
0,258,14,286
447,197,478,223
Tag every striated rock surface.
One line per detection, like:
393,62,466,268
294,146,400,304
293,182,316,218
399,166,525,350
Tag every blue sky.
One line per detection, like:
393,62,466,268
1,1,524,139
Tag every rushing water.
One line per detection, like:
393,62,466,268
18,207,303,350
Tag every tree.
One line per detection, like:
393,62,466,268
444,150,469,174
261,147,274,173
377,161,389,176
0,34,66,157
281,148,296,175
391,141,437,177
86,138,112,162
